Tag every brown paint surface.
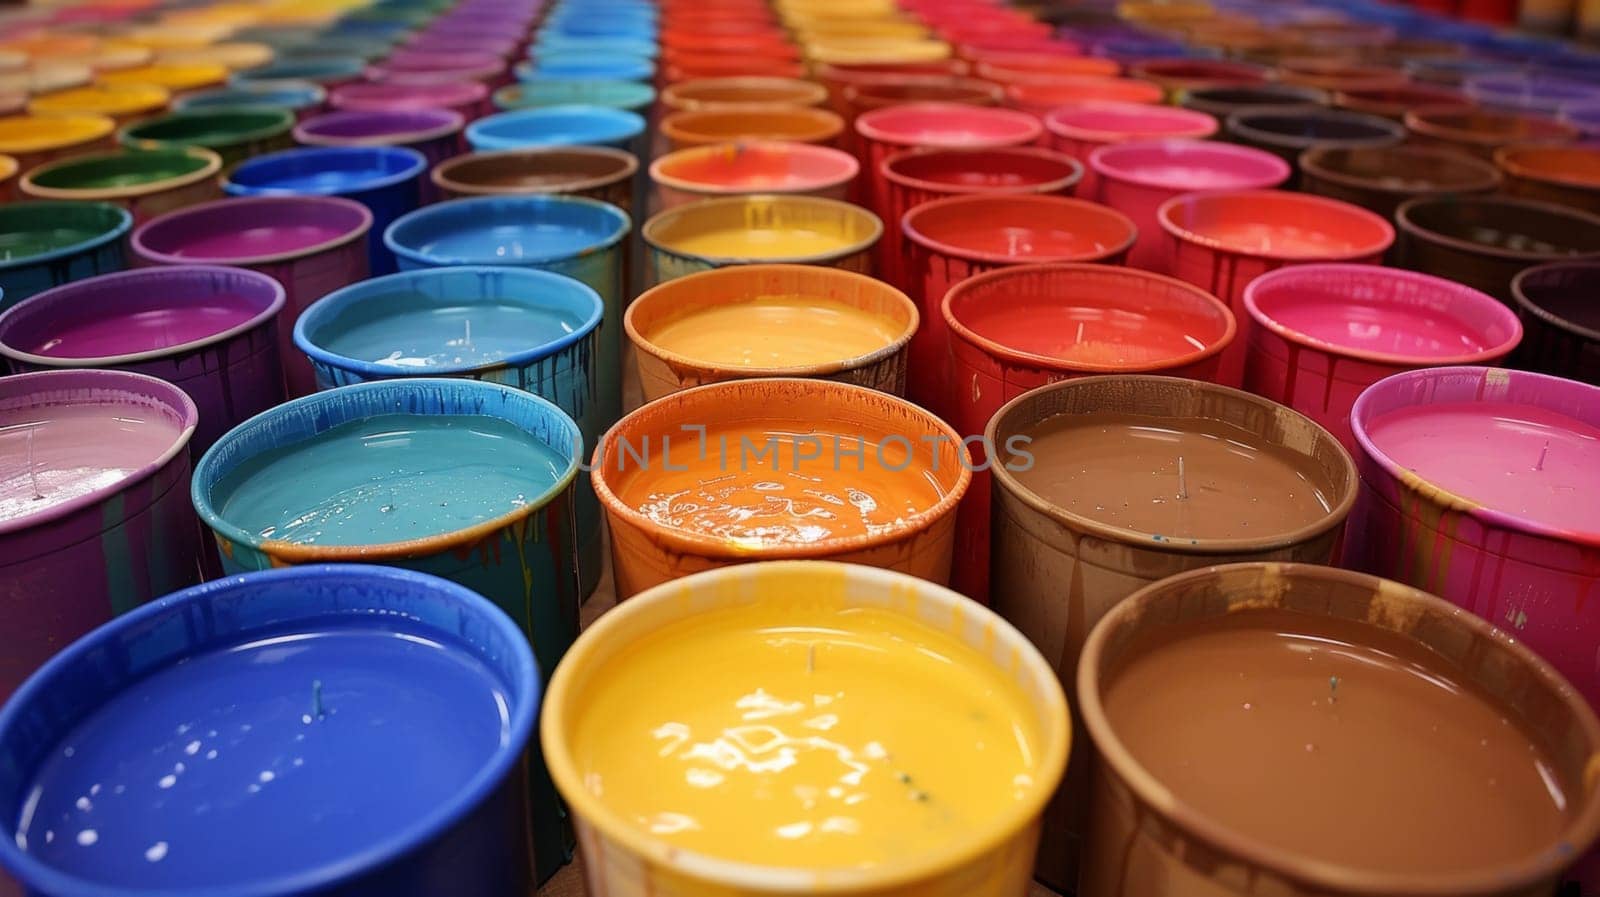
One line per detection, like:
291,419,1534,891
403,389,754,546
1011,412,1333,539
1102,608,1572,875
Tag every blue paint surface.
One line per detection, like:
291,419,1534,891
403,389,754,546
463,104,645,152
214,413,567,547
15,625,508,889
315,299,578,370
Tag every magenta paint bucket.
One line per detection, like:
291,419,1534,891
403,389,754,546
295,108,465,201
0,265,286,457
132,195,372,398
330,79,490,123
367,53,509,89
0,368,199,703
1243,264,1522,453
404,34,521,59
1043,100,1218,196
1089,138,1290,273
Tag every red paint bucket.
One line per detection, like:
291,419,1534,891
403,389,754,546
662,55,806,83
974,57,1122,85
944,262,1236,602
1089,138,1289,272
1005,77,1165,115
1159,190,1396,386
901,193,1136,416
1044,101,1217,195
880,144,1083,291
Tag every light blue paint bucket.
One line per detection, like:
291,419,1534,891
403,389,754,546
518,52,655,83
464,104,646,152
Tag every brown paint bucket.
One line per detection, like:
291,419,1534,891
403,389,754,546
430,146,638,212
1299,145,1501,219
1396,195,1600,301
1404,104,1579,160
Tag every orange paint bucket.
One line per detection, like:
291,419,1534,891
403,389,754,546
973,53,1120,81
662,56,806,83
625,263,917,399
1495,145,1600,214
660,77,826,113
650,140,859,209
592,378,970,598
842,75,1003,117
660,106,845,150
1005,77,1165,115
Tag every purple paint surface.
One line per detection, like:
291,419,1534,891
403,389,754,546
168,225,351,259
25,303,257,359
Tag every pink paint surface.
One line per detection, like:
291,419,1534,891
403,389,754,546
1364,401,1600,536
1259,295,1492,358
25,302,257,359
167,224,349,259
0,402,183,524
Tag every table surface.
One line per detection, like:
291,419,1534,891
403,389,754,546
536,859,1064,897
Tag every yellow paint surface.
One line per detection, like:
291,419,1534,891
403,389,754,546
664,226,856,260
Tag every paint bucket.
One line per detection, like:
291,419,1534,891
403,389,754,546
19,146,221,225
1496,145,1600,216
0,113,114,174
174,81,326,120
0,369,199,702
901,194,1137,414
1044,102,1218,196
431,146,637,212
230,55,365,90
190,377,580,883
1331,83,1467,121
493,80,655,115
1564,103,1600,140
804,38,955,67
531,35,656,59
293,266,607,592
985,374,1357,890
945,264,1237,603
373,55,508,89
1243,264,1522,452
132,195,372,397
0,201,129,312
1395,195,1600,302
659,76,825,112
541,560,1068,897
660,106,844,150
25,83,168,125
158,42,277,73
1404,105,1579,160
465,105,645,152
593,378,970,598
1159,190,1395,387
330,80,489,122
0,154,13,202
294,109,463,201
1180,83,1328,119
843,75,1003,120
120,107,295,167
223,145,426,276
662,55,807,83
651,140,859,210
626,263,916,399
1299,145,1501,221
1089,139,1289,274
519,52,653,84
1127,58,1270,101
1512,261,1600,384
1223,108,1405,186
0,564,541,897
1076,562,1600,897
1003,77,1165,116
0,64,93,100
97,62,229,96
1347,365,1600,721
813,58,972,114
0,265,286,457
643,194,881,285
971,55,1121,83
1467,73,1600,117
384,195,631,426
1274,58,1407,93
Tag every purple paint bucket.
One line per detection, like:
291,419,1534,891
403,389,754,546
404,34,520,59
0,368,199,703
132,196,372,397
295,108,465,201
330,79,490,123
0,265,286,456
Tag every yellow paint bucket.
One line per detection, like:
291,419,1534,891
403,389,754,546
161,5,265,28
28,83,170,125
46,45,155,74
541,560,1071,897
777,0,902,19
0,153,17,201
643,193,882,284
796,20,931,43
0,112,114,171
157,42,275,72
805,37,954,65
112,24,237,50
97,62,228,96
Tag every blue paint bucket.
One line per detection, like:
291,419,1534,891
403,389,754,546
0,202,130,312
0,563,539,897
542,17,657,41
519,52,655,83
294,266,607,591
230,55,366,90
175,82,327,120
385,195,630,428
192,379,582,883
465,104,646,152
224,145,427,276
532,35,658,59
493,79,655,114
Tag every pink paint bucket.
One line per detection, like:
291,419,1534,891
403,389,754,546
330,79,491,122
132,195,372,398
1089,138,1290,273
1244,264,1523,453
943,263,1236,602
1159,190,1395,387
901,193,1136,417
880,145,1082,290
1043,101,1218,196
